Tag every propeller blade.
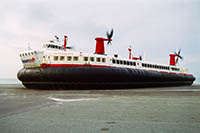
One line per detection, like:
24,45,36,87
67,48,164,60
106,28,114,45
178,49,181,55
107,40,111,45
106,31,109,39
109,28,113,38
106,28,113,39
174,50,177,55
179,55,183,60
176,57,179,64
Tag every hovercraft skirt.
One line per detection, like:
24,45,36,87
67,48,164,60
17,67,195,89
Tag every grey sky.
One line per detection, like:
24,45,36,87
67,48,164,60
0,0,200,83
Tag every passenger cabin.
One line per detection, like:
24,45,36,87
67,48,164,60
19,40,188,75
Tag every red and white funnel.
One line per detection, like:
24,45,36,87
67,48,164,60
169,50,183,66
94,29,113,54
95,37,112,54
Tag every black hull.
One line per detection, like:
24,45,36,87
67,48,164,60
17,67,195,89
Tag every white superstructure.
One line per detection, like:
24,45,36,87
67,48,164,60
19,36,190,76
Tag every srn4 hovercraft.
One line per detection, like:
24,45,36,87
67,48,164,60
17,29,195,89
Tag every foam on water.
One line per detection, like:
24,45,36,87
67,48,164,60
48,97,97,102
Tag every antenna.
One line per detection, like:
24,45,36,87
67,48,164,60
128,45,132,59
55,36,60,42
28,43,32,50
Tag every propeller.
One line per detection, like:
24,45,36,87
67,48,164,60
106,28,113,45
175,49,183,64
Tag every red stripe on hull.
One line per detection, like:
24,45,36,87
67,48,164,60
40,64,193,77
180,73,193,76
160,71,169,73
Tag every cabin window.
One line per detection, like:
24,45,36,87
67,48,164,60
60,56,65,61
171,67,180,71
73,56,78,61
120,60,123,64
90,57,94,62
84,57,88,61
102,58,106,63
96,57,101,62
67,56,72,61
54,56,58,61
116,60,119,64
123,61,127,65
112,59,116,64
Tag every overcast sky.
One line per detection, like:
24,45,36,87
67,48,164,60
0,0,200,83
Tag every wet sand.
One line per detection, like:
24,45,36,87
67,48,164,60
0,84,200,133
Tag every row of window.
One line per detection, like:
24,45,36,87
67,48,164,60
171,67,180,71
112,59,136,66
53,56,106,63
112,59,180,72
142,63,180,71
20,51,37,57
45,44,64,50
142,63,170,70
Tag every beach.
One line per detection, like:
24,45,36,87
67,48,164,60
0,84,200,133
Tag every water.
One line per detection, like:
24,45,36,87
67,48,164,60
195,77,200,85
0,85,200,133
0,78,21,84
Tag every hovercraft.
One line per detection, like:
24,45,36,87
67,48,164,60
17,30,195,89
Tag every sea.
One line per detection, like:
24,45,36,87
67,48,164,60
0,78,21,84
0,78,200,133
